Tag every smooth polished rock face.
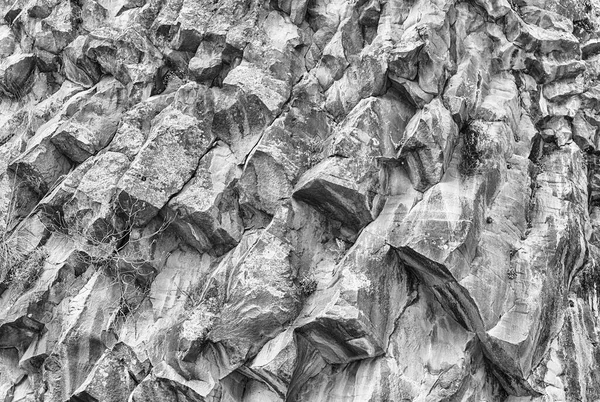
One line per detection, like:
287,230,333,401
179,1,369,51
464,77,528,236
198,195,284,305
1,0,600,400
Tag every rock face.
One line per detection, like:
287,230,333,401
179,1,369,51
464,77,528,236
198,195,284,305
2,0,600,400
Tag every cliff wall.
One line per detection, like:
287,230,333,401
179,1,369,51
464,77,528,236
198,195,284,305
1,0,600,400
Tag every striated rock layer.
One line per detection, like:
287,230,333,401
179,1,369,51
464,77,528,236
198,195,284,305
1,0,600,400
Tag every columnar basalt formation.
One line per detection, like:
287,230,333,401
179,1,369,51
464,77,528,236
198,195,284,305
1,0,600,400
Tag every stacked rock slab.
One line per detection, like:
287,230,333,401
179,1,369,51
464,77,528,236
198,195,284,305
1,0,600,400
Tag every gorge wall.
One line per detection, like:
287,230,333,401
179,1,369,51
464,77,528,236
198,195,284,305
1,0,600,400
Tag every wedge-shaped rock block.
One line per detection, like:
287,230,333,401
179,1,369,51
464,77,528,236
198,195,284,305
175,205,300,377
223,62,291,117
505,11,580,56
0,53,36,98
514,0,588,21
543,76,584,103
572,111,596,151
60,152,131,239
387,26,424,82
295,230,412,364
109,93,174,159
292,285,482,402
313,12,362,90
117,108,212,226
397,98,458,192
238,148,294,216
539,116,572,147
85,27,164,88
525,57,585,85
206,227,300,366
340,94,415,157
292,94,395,232
162,0,252,54
296,315,383,364
33,0,77,54
443,34,492,124
129,374,206,402
41,271,122,401
473,0,510,18
0,109,32,149
417,24,453,97
51,78,127,163
0,316,44,352
9,140,71,195
71,343,150,402
63,36,103,88
293,157,376,233
0,25,15,58
387,142,588,396
476,73,520,135
238,79,331,215
168,143,243,256
189,38,225,84
244,328,297,397
0,233,79,342
324,52,387,119
520,6,573,33
0,348,27,401
211,86,273,162
29,80,84,134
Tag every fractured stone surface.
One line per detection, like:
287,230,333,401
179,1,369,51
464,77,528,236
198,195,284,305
0,0,599,400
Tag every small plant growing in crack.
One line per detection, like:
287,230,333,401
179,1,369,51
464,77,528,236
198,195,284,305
306,137,324,169
298,274,318,297
509,247,521,259
333,238,347,263
8,247,48,293
459,124,481,176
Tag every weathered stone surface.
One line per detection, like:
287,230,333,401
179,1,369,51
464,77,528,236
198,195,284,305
189,39,225,84
1,0,600,400
210,86,274,163
38,268,123,401
0,53,36,98
8,137,71,195
505,11,580,56
223,62,290,116
238,75,330,216
0,25,15,57
397,98,458,191
324,50,387,118
31,0,76,54
540,116,572,146
443,33,492,124
526,57,586,84
61,151,131,238
63,35,103,88
295,228,413,364
167,142,243,256
85,27,164,92
520,6,574,33
117,107,212,226
474,0,511,18
51,78,127,163
71,342,150,402
543,76,585,102
129,374,206,402
572,111,597,151
108,93,174,159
